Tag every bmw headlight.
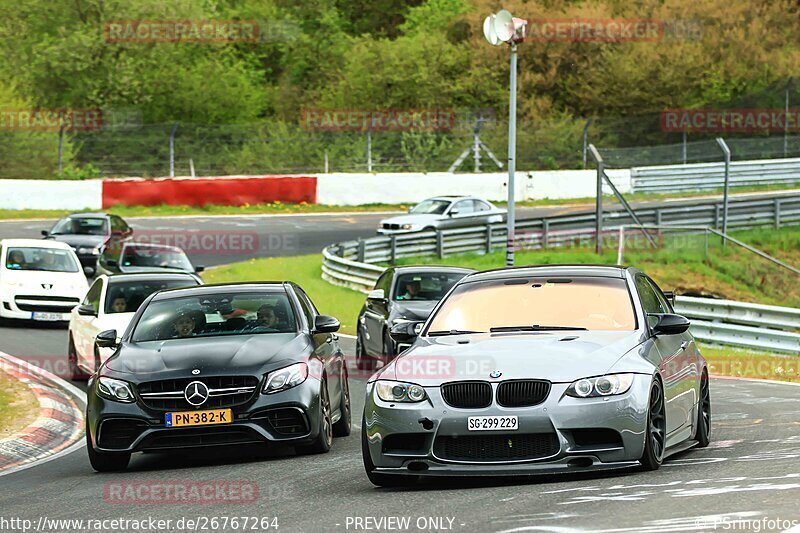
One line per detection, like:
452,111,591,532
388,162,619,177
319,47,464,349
375,380,427,403
566,373,635,398
402,224,412,230
97,377,135,403
263,363,308,394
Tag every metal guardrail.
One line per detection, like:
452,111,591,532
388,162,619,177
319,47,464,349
631,157,800,192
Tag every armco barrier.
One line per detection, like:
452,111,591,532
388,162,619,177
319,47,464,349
631,157,800,192
102,175,317,207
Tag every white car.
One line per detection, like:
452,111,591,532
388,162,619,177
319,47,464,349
67,272,202,379
377,196,506,235
0,239,89,323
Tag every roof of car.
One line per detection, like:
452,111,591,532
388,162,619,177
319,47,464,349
121,242,183,252
151,282,289,300
389,265,476,275
105,272,200,283
0,238,74,250
62,212,110,219
429,195,484,201
463,264,629,282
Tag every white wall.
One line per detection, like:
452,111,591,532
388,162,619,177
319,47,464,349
317,169,631,205
0,179,103,210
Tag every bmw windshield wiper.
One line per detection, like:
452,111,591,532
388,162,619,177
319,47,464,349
427,329,484,336
489,325,588,332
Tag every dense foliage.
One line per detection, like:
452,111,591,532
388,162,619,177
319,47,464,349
1,0,798,177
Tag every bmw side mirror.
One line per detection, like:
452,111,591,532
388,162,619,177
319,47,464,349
195,265,205,273
652,314,690,335
96,329,119,348
314,315,340,333
448,209,459,217
389,321,423,344
367,289,386,303
41,230,49,237
83,266,95,277
77,304,97,317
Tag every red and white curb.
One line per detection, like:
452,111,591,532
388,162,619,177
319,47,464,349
0,352,86,476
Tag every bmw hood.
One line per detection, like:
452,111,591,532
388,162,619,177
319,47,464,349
376,331,645,385
106,333,308,377
380,214,441,227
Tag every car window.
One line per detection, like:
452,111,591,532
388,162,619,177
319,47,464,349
51,217,108,236
105,278,200,314
647,277,674,313
83,279,103,311
472,200,490,212
427,277,636,332
4,247,79,273
131,292,297,342
635,275,668,328
410,199,450,215
375,272,392,294
294,288,317,329
121,245,193,271
451,200,474,214
393,272,467,301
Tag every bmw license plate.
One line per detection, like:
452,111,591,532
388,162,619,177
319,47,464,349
468,415,518,431
31,312,65,321
165,408,232,428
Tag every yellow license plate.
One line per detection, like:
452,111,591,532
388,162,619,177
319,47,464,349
165,408,232,428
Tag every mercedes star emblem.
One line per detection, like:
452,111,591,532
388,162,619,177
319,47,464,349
489,370,502,379
184,381,209,406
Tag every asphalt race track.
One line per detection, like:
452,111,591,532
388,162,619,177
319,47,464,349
1,323,799,532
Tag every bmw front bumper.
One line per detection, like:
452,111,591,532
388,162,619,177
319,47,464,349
363,375,652,477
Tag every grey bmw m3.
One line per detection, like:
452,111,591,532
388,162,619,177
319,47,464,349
361,265,711,486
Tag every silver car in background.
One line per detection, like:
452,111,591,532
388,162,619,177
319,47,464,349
361,265,711,486
377,196,506,235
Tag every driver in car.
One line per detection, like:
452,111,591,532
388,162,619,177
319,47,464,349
110,297,127,313
396,280,421,301
7,250,25,269
172,312,200,338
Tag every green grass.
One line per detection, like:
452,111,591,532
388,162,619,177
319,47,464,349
701,344,800,382
203,255,365,334
0,369,39,438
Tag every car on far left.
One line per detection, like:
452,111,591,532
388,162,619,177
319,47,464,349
42,212,133,277
0,239,89,324
68,272,203,380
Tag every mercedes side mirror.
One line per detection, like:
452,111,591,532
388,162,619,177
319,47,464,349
106,260,118,267
389,321,424,344
651,314,690,335
314,315,340,333
77,303,97,317
367,289,386,303
96,329,119,348
83,266,95,277
194,265,205,273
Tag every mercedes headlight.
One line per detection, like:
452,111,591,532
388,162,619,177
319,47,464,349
263,363,308,394
375,380,427,403
97,377,135,403
565,373,635,398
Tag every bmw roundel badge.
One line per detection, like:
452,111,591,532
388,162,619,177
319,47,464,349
489,370,502,379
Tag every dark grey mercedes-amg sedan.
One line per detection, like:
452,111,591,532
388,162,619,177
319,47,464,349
362,265,710,486
86,282,350,471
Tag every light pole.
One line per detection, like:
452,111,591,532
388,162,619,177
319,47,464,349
483,9,527,267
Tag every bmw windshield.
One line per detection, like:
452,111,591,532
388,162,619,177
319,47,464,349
426,277,637,333
131,292,297,342
410,199,451,215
